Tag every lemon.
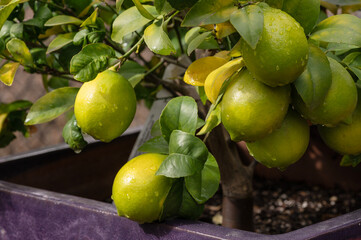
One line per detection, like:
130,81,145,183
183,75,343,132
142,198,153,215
221,69,290,142
318,89,361,155
112,153,173,223
74,70,136,142
246,110,310,169
183,56,228,86
240,6,308,87
293,57,357,127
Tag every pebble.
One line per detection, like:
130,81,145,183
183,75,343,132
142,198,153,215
199,177,361,235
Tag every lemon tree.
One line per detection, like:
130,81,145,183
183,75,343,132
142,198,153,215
2,0,361,231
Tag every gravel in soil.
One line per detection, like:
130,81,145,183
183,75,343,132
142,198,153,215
199,176,361,235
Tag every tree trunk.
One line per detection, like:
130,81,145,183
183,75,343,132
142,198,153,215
207,125,255,231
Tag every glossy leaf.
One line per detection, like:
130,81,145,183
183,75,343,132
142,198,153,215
44,15,82,26
185,153,220,204
182,0,237,27
311,14,361,47
0,62,19,86
159,179,183,221
294,44,332,109
70,43,115,82
178,186,204,219
144,20,176,55
0,0,23,29
118,60,146,79
197,103,221,135
25,87,79,125
73,29,89,46
159,96,198,142
128,73,145,87
111,6,157,43
62,114,87,152
132,0,155,20
154,0,166,13
340,154,361,167
0,100,32,114
230,5,263,49
46,32,76,54
6,38,33,66
156,130,208,178
186,31,211,55
185,27,219,53
80,8,98,27
138,136,169,154
116,0,124,12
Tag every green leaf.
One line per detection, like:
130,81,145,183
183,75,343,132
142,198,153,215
293,44,332,109
327,42,359,54
70,43,115,82
340,154,361,167
47,32,76,54
185,153,220,204
156,130,208,178
0,100,32,114
9,22,23,39
62,114,87,152
118,60,146,78
87,30,106,43
323,0,361,6
159,96,198,142
159,179,183,221
151,119,162,137
132,0,155,20
111,6,157,43
128,73,145,87
167,0,198,10
311,14,361,47
73,29,89,46
197,103,221,135
144,19,176,55
230,5,264,49
44,15,82,27
0,20,13,38
138,136,169,154
0,0,23,30
6,38,33,66
0,62,19,86
182,0,237,27
116,0,124,12
186,31,211,55
196,86,207,105
343,52,361,66
48,77,69,89
80,8,98,27
185,27,219,53
154,0,165,13
178,185,204,219
25,87,79,125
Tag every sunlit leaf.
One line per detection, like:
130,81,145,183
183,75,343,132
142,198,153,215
0,62,20,86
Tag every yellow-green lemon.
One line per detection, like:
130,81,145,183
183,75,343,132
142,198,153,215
318,89,361,155
74,70,136,142
293,57,357,127
241,7,308,87
246,110,310,170
112,153,173,223
221,69,290,142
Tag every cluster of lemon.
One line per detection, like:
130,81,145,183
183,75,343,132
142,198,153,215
184,5,360,170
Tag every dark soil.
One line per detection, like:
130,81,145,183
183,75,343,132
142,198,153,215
199,176,361,235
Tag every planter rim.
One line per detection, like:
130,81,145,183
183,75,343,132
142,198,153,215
1,180,360,240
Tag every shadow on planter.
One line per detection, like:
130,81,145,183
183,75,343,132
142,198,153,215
0,127,361,239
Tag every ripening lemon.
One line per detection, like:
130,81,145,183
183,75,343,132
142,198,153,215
293,57,357,127
183,56,228,86
74,70,136,142
112,153,173,223
246,110,310,170
318,89,361,155
221,69,290,142
240,6,308,87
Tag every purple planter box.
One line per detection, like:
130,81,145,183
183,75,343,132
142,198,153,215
1,129,361,239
